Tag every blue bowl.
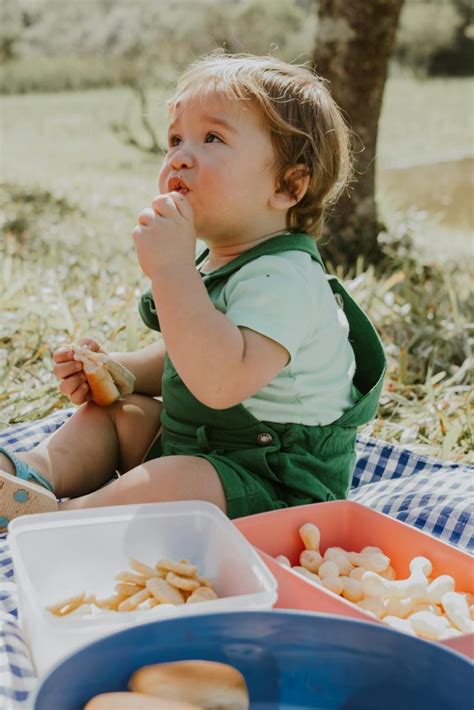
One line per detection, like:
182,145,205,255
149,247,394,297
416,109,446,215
33,611,473,710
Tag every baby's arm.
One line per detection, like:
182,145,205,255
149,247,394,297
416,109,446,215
152,268,288,409
133,192,288,408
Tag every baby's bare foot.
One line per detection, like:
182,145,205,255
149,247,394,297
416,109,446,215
0,453,15,476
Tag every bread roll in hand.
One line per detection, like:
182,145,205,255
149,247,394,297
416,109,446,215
71,344,135,407
129,660,249,710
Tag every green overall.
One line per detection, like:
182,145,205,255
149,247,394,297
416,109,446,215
139,232,386,519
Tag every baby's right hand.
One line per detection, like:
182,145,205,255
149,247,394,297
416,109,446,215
52,338,106,405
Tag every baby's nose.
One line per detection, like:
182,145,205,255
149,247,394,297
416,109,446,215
170,147,194,170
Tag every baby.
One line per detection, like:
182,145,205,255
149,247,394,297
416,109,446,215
0,53,386,526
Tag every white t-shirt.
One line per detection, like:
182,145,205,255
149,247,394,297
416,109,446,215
202,250,357,426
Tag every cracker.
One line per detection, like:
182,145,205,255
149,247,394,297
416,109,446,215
114,582,143,597
156,559,197,578
47,593,86,616
146,577,185,605
166,571,201,592
128,557,161,578
94,593,130,610
186,586,218,604
118,587,151,611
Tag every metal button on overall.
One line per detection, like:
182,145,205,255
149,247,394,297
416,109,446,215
256,432,273,446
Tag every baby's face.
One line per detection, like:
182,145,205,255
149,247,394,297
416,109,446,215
159,90,279,244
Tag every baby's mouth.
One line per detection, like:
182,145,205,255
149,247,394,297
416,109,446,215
168,176,189,194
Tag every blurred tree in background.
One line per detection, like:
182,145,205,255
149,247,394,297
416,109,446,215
314,0,405,269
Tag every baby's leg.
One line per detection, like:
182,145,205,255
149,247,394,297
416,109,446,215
60,455,227,513
0,395,162,499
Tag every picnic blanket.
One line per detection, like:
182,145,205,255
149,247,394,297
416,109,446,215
0,409,473,709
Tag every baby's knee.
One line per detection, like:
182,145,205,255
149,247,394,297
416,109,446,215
109,394,163,440
112,395,163,473
79,394,162,426
112,393,162,418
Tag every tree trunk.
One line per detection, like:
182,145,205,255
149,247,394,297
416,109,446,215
313,0,404,270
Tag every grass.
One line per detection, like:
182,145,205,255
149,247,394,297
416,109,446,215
1,78,473,461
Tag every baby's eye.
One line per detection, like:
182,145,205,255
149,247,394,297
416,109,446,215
204,132,222,143
167,135,181,148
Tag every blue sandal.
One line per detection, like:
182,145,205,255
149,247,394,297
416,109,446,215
0,447,57,529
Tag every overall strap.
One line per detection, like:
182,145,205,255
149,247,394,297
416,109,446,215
197,232,325,286
140,232,323,331
327,275,386,426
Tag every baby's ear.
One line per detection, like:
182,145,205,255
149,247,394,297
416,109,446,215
270,164,310,210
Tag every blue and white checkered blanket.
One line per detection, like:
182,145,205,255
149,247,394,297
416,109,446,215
0,409,473,708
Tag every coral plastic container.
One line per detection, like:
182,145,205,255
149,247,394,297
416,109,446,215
9,501,277,675
234,500,474,659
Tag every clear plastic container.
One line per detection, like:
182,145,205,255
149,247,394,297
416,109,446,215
9,501,277,674
234,500,474,660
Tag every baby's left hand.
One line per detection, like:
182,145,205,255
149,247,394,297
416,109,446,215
132,192,196,278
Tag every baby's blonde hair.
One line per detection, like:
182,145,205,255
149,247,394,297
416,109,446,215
169,52,352,238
